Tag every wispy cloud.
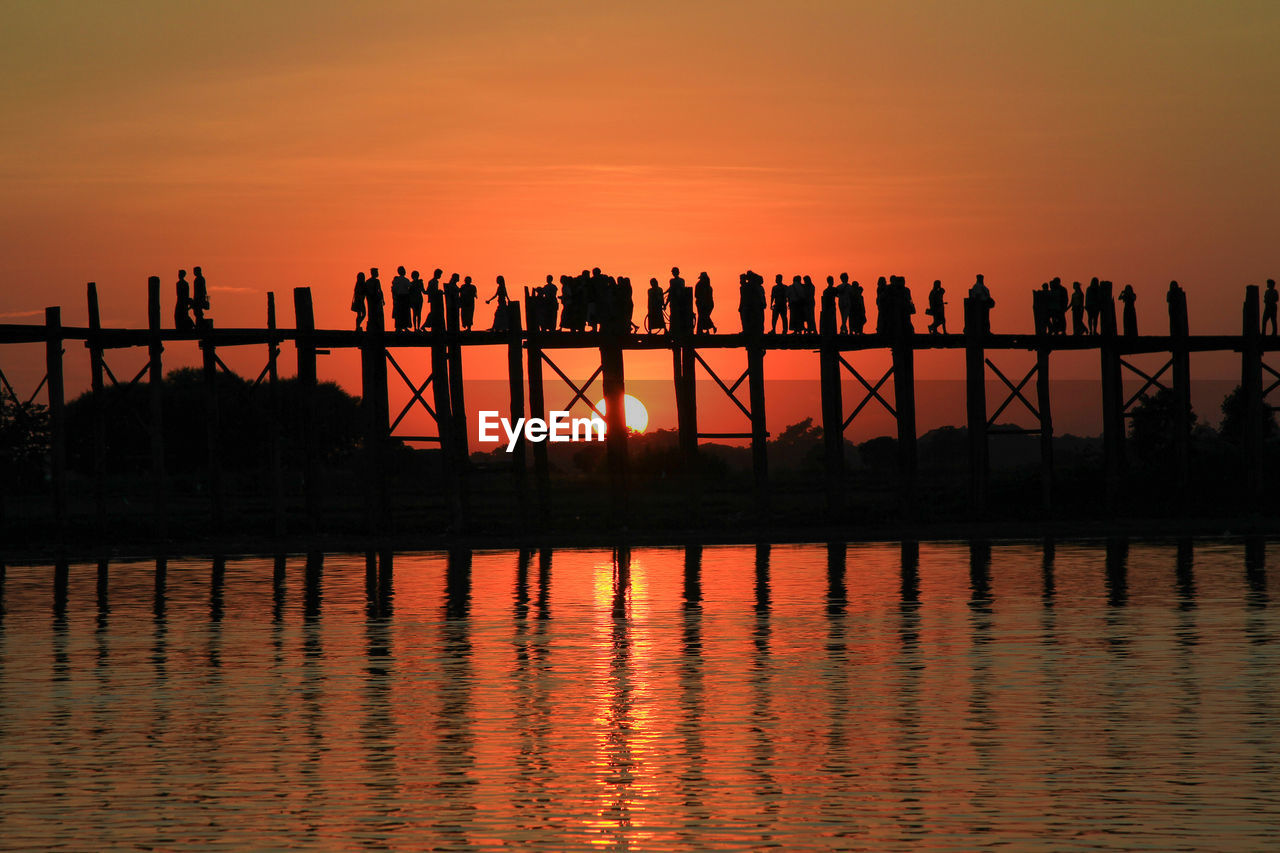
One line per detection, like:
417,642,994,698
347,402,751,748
210,286,256,293
0,309,44,320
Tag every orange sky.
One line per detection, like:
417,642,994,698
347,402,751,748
1,2,1277,430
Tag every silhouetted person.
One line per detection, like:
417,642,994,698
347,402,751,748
666,267,690,335
192,266,209,327
770,274,788,333
891,275,915,335
694,272,715,333
788,275,804,334
836,272,852,334
484,275,505,331
1050,277,1069,334
174,270,194,331
543,274,559,331
1166,279,1187,336
646,278,666,332
874,276,888,334
1034,282,1052,335
820,276,838,334
409,270,426,330
850,279,866,334
366,268,384,326
751,270,767,335
738,271,765,336
803,275,817,333
351,271,367,330
390,265,412,332
460,275,480,330
1265,280,1278,336
1085,277,1101,335
1119,284,1138,337
1070,281,1086,335
425,269,443,331
619,275,636,332
926,279,946,334
969,274,995,333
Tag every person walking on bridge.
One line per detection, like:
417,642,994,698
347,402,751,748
926,280,946,334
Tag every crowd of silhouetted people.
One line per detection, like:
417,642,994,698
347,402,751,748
323,267,1280,339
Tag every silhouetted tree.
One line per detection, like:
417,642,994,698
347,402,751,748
63,368,366,476
1128,388,1196,464
1219,385,1278,446
0,395,50,489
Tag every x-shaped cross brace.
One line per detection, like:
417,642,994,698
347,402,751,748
838,354,896,431
986,358,1039,426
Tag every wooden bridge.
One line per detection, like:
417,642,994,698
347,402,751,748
0,279,1275,541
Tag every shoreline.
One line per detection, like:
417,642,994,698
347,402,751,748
2,515,1275,566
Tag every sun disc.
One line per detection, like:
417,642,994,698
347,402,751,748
594,394,649,433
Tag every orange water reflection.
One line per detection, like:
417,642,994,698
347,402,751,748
0,540,1276,849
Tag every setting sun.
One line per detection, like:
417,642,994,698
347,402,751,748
595,394,649,433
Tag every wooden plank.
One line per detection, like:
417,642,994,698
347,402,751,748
601,339,629,525
201,322,224,532
1169,285,1191,503
86,283,107,538
44,307,67,537
1099,282,1124,508
524,295,550,526
293,287,321,532
147,276,167,540
507,302,528,530
428,287,458,529
674,344,699,518
892,323,917,515
819,325,843,516
747,343,769,520
1243,285,1263,500
362,286,389,536
1036,345,1053,512
965,297,989,515
266,293,285,538
444,284,470,522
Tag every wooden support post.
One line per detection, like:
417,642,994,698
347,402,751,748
444,285,470,521
44,307,67,537
86,283,107,539
428,288,458,529
747,342,769,520
506,302,529,530
1169,286,1191,504
1242,285,1263,501
891,317,917,515
361,289,389,536
1036,344,1053,513
266,293,285,538
819,324,844,516
675,341,699,516
524,293,550,525
293,287,321,533
601,340,629,525
147,276,167,540
965,297,989,515
1099,281,1124,508
201,322,224,533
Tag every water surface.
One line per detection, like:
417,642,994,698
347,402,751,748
1,540,1276,850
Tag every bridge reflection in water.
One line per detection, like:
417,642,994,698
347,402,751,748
0,539,1277,849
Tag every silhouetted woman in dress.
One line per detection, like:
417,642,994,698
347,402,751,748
351,271,367,331
1119,284,1138,337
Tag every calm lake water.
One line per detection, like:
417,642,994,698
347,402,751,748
1,540,1277,851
